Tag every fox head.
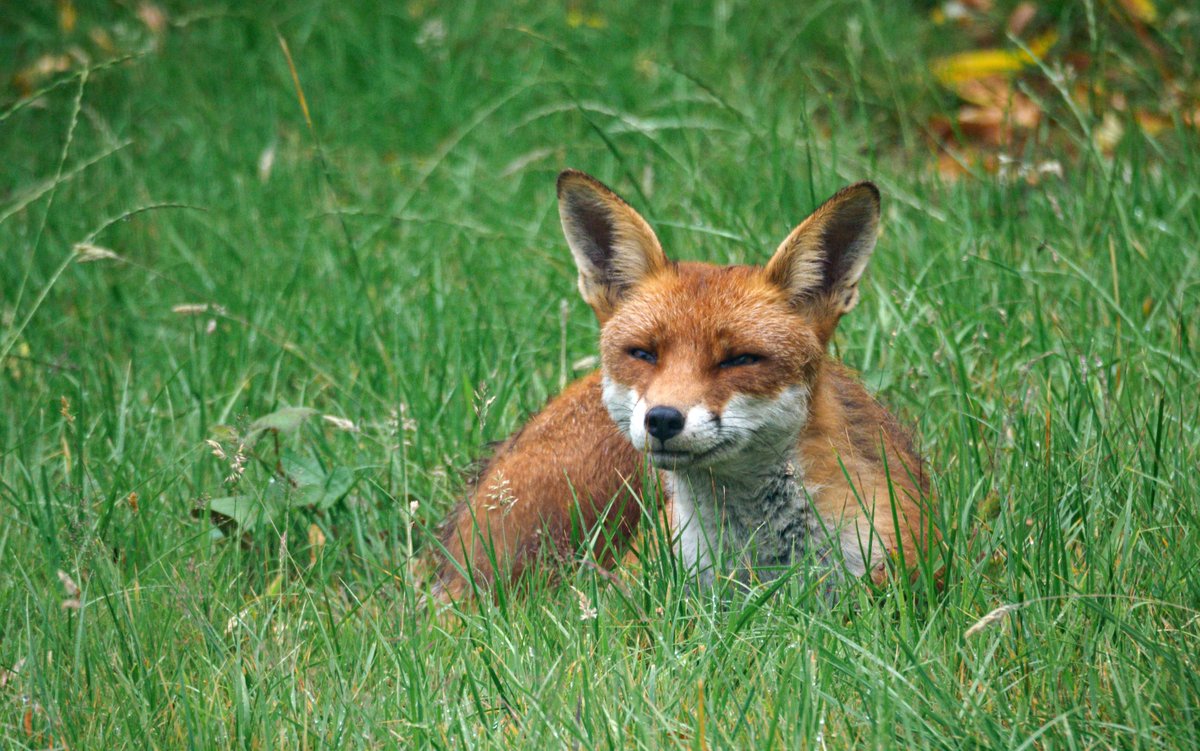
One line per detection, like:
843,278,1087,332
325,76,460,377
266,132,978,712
557,169,880,472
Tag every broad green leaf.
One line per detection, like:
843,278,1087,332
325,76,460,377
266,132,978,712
248,407,318,437
208,494,282,532
281,452,326,487
281,452,354,510
292,467,354,510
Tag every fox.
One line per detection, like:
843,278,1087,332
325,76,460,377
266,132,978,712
434,169,933,599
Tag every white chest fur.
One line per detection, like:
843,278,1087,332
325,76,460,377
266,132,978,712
667,458,839,588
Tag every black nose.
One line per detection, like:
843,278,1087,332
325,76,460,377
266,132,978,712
645,406,686,442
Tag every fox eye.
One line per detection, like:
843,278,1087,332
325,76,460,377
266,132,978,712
720,353,762,368
629,348,658,364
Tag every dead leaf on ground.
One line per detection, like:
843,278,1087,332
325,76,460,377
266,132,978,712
928,73,1043,176
58,0,77,33
1135,109,1171,135
1006,2,1037,37
931,30,1057,86
308,523,326,566
12,54,74,95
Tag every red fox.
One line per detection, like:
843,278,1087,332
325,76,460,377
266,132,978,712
435,170,933,598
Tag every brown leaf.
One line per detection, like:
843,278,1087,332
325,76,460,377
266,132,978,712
956,106,1006,146
307,523,326,566
58,0,77,33
942,76,1042,149
955,77,1041,127
1006,2,1036,37
1134,109,1170,135
90,27,116,54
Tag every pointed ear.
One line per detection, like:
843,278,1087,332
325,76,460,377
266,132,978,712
557,169,668,323
764,182,881,337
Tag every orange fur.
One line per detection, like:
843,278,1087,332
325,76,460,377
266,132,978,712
434,171,935,599
435,373,644,600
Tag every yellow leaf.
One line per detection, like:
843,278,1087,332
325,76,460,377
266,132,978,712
566,9,606,29
1028,30,1057,58
932,30,1058,86
1118,0,1157,24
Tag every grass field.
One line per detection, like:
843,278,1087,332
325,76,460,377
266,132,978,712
2,1,1199,748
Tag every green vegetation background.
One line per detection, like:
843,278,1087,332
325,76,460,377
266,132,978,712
1,1,1197,748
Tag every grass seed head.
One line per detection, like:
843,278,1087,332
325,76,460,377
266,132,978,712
73,243,121,263
964,604,1019,638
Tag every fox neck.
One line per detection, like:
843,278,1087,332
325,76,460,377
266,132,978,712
665,415,834,588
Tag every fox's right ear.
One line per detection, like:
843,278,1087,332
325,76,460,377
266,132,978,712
557,169,668,323
764,182,881,342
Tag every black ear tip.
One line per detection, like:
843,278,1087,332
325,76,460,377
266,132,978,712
557,169,593,198
846,180,881,204
825,181,881,220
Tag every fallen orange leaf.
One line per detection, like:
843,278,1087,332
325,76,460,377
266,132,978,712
1135,109,1170,135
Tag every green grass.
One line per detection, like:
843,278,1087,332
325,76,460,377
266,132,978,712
2,1,1198,748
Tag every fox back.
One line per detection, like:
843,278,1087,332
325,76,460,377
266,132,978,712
435,171,933,598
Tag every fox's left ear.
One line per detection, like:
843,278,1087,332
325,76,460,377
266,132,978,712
764,182,881,336
558,169,668,324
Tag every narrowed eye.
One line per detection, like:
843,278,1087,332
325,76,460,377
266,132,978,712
719,353,762,368
629,348,658,364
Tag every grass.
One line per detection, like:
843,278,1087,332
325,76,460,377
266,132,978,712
2,1,1198,748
